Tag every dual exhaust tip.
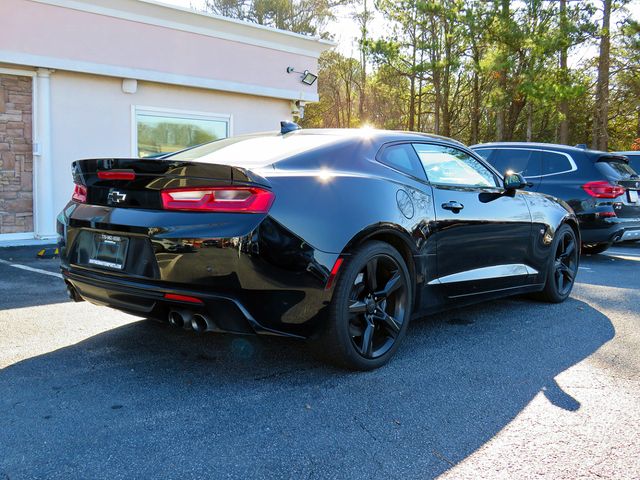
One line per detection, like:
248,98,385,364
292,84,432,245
168,309,213,334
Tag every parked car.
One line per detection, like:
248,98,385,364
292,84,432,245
58,126,580,370
613,151,640,173
472,143,640,254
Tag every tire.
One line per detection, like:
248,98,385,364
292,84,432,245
311,241,413,370
581,242,611,255
537,224,579,303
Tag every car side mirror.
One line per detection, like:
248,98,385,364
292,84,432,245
503,171,527,191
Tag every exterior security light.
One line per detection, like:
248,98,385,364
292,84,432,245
301,71,317,85
286,67,318,86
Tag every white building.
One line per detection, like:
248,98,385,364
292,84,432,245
0,0,332,242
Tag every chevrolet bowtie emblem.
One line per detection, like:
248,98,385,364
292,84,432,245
108,191,127,204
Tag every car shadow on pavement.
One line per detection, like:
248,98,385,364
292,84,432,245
0,296,614,479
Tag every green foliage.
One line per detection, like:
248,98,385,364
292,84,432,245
201,0,344,35
202,0,639,150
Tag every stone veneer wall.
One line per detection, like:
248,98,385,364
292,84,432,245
0,74,33,234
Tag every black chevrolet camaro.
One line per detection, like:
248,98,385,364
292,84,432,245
58,125,580,370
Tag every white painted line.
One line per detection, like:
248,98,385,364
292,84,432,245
603,254,640,262
607,250,640,257
0,258,63,279
578,266,593,271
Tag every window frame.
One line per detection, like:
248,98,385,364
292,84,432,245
474,147,577,178
411,141,502,188
131,105,233,157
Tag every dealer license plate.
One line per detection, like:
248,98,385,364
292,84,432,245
88,234,129,270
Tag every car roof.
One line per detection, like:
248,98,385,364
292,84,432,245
469,142,637,163
613,151,640,156
470,141,607,155
295,128,466,147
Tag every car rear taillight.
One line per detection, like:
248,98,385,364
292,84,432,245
582,181,626,199
160,186,275,213
72,184,87,203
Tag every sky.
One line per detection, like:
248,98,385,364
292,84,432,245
158,0,640,63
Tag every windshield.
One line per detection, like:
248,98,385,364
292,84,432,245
166,132,345,168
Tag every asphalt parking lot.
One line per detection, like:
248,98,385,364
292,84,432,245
1,244,639,479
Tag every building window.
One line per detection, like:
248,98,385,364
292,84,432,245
133,107,230,158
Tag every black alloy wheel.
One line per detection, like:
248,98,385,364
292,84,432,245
581,242,612,255
538,224,579,303
347,255,408,359
313,241,413,370
553,230,578,297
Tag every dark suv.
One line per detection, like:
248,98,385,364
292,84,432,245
614,151,640,173
471,143,640,254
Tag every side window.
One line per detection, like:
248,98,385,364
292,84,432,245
541,152,574,175
412,143,498,187
378,143,425,179
489,149,542,178
474,149,492,160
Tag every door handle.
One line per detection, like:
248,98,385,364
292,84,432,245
442,201,464,212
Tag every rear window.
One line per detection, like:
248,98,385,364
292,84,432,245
167,132,344,168
482,148,542,177
540,151,574,175
595,156,638,179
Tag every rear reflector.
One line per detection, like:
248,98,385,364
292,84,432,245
97,170,136,181
72,184,87,203
164,293,204,304
161,186,275,213
325,257,344,290
582,181,625,199
596,211,617,218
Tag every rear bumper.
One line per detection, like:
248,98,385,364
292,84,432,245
578,216,640,244
618,229,640,242
57,202,340,338
63,267,305,338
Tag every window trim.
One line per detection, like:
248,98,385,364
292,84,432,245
131,105,233,157
473,147,577,178
412,141,501,188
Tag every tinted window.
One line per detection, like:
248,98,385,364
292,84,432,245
595,157,638,180
624,153,640,172
485,149,542,177
541,151,573,175
169,133,343,168
413,144,497,187
378,143,425,179
474,149,491,160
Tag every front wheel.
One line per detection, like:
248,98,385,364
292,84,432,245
312,241,413,370
538,225,579,303
581,242,611,255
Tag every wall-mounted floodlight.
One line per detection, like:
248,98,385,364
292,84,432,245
286,66,318,86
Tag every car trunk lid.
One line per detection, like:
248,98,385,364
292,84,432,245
72,158,271,210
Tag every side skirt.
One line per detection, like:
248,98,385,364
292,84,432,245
412,283,546,319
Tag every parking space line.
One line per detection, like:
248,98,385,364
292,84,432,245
607,250,640,257
0,259,63,279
